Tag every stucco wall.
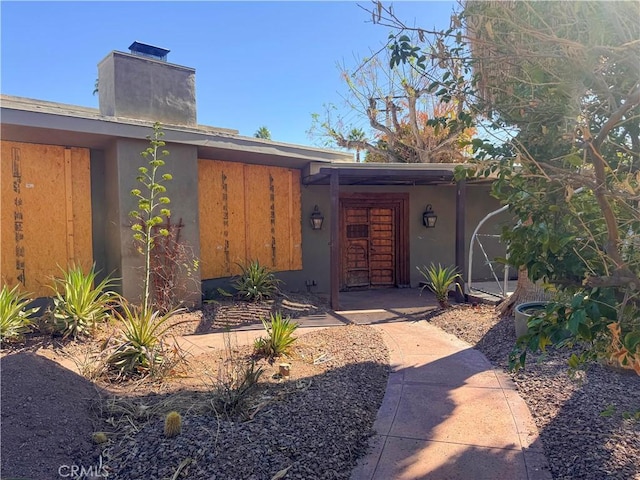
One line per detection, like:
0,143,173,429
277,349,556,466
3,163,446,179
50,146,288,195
275,185,332,293
275,182,511,294
102,141,122,290
410,183,512,284
466,184,514,282
99,138,202,307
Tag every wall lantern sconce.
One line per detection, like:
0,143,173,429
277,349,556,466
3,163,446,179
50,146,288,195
422,204,438,228
310,205,325,230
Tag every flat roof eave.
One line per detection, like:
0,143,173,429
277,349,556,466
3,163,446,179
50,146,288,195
302,161,493,186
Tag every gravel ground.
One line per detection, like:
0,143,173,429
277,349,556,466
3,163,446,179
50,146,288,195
427,304,640,480
103,325,389,480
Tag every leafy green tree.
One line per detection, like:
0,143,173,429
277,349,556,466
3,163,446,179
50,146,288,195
375,0,640,371
254,126,272,140
462,1,640,371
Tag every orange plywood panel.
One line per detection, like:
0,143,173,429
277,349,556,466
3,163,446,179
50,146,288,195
197,159,302,279
271,168,289,271
1,141,92,296
243,165,302,272
243,164,273,267
269,167,303,271
198,159,246,279
198,159,221,279
69,148,93,272
0,146,17,288
289,169,302,270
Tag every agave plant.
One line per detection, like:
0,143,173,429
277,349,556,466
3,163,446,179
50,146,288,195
50,264,119,339
0,284,37,341
232,260,281,302
417,263,461,308
254,312,298,357
107,303,181,376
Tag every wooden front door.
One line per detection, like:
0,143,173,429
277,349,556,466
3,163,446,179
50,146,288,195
342,205,396,289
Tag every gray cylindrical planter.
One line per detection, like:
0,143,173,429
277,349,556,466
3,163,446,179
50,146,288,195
514,302,548,338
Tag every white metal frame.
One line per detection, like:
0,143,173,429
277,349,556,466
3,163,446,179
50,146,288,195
467,205,510,298
467,187,585,299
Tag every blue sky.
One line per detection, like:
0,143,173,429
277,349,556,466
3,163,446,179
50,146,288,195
1,1,456,147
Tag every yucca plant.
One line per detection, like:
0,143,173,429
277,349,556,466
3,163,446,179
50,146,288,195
254,312,298,357
0,284,37,342
107,303,180,376
50,264,118,339
232,260,281,302
417,263,461,309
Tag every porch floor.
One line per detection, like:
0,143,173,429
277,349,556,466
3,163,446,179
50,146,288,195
467,280,517,305
319,282,515,322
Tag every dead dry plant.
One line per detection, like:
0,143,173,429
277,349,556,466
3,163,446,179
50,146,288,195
206,330,264,418
60,340,112,381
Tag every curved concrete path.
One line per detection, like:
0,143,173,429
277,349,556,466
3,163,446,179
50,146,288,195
350,320,551,480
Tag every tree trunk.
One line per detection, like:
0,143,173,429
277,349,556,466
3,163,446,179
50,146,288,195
497,266,551,317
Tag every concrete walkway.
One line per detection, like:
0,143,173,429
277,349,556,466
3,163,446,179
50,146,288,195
177,289,552,480
350,320,551,480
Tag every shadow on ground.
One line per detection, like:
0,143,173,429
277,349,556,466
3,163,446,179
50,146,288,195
352,344,546,480
0,353,103,479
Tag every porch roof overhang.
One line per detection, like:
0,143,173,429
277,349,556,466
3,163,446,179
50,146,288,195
315,161,490,310
0,94,353,169
302,161,491,186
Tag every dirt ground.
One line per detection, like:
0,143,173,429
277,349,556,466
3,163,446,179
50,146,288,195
1,351,101,479
0,293,355,479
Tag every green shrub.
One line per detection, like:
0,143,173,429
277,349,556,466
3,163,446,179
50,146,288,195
232,260,281,302
0,284,37,341
254,312,298,357
417,263,461,308
107,303,179,376
50,264,118,339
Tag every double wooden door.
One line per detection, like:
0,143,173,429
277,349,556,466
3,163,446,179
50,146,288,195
339,192,410,290
342,206,396,288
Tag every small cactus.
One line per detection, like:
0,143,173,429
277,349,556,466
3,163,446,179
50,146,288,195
92,432,108,444
164,411,182,438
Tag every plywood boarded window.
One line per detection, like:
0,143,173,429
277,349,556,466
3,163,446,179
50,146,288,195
198,159,302,279
1,141,93,296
